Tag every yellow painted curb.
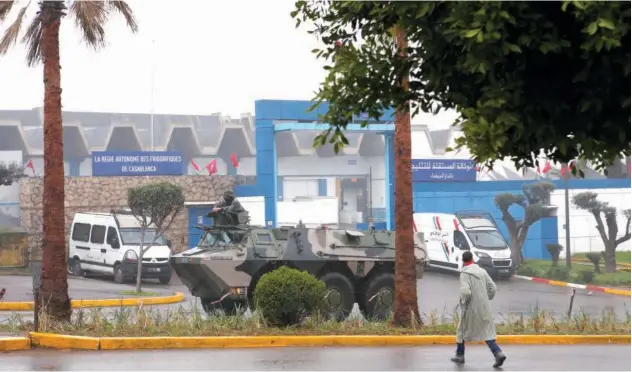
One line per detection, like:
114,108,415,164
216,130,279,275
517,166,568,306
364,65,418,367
0,337,30,351
25,334,631,350
0,292,185,311
604,287,632,296
30,332,99,350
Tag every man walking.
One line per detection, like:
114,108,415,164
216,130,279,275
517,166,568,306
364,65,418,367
451,251,507,368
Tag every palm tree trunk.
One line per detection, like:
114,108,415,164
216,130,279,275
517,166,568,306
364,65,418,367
391,27,420,327
38,1,71,322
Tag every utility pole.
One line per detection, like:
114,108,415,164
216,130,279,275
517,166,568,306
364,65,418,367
564,163,571,269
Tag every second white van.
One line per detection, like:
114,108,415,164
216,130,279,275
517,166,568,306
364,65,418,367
413,212,514,278
67,211,173,284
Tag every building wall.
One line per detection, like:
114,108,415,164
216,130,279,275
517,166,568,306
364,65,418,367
20,175,235,255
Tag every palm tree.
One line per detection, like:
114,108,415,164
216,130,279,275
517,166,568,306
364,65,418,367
391,26,420,326
0,0,138,321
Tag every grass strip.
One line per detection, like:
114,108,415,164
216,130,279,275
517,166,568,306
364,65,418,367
1,303,629,338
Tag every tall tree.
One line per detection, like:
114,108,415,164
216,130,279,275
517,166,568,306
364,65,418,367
293,3,421,326
572,192,631,273
0,0,138,321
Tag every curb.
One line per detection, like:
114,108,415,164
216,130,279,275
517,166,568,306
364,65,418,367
514,275,631,297
26,333,631,350
0,292,185,311
571,258,631,271
0,337,30,351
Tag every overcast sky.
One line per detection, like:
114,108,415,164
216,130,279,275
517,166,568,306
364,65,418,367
0,0,457,127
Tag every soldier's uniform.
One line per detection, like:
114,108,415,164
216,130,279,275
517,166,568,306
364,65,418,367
213,190,246,226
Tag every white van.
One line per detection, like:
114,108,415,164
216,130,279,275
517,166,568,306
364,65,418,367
413,212,513,278
67,211,173,284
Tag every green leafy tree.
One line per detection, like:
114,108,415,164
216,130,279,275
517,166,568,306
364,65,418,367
0,162,24,186
293,1,630,173
494,181,556,265
0,0,138,321
572,192,631,273
127,182,185,292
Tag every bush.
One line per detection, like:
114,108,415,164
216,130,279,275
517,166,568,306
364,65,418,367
545,266,570,281
517,264,537,277
253,266,327,327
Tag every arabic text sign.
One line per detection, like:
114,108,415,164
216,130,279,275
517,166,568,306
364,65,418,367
411,159,476,182
92,151,184,176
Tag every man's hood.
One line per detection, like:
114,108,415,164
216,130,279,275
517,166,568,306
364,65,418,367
461,263,486,280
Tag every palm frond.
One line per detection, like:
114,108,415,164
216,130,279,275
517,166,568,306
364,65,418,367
0,0,15,22
69,0,107,49
0,3,29,56
107,0,137,33
21,13,41,67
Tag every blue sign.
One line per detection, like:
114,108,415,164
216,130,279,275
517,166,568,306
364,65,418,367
411,159,476,182
92,151,184,176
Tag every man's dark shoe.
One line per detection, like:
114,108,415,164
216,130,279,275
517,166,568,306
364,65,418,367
451,355,465,364
493,351,507,368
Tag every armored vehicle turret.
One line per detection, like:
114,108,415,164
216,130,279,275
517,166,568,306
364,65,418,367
171,212,428,321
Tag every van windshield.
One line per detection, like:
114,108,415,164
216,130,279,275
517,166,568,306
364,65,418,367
120,228,167,246
466,230,507,250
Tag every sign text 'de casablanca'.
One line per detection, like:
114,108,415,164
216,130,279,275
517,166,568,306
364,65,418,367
92,151,184,176
411,159,476,182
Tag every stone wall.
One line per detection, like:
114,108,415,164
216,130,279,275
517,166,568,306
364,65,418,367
20,176,235,254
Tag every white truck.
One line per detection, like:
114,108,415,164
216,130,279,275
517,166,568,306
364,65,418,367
413,211,514,278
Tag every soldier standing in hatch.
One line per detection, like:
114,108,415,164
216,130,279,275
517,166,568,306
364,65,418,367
211,190,246,225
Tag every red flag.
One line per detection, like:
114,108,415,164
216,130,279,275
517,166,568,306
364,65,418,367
189,157,200,175
541,161,551,174
230,153,239,168
205,159,218,175
25,159,35,175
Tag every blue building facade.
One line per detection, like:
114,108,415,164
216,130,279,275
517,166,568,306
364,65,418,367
237,99,631,261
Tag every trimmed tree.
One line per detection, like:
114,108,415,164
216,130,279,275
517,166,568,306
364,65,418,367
494,181,556,265
127,182,185,292
572,192,631,272
0,162,24,186
0,0,138,321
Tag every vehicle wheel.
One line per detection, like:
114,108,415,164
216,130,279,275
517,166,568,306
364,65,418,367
201,297,245,316
319,272,355,322
69,258,83,277
158,274,172,285
360,272,395,321
113,264,126,284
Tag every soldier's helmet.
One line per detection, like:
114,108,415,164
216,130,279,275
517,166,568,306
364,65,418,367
223,189,235,203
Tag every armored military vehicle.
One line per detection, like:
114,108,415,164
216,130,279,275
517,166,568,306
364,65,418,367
170,209,428,321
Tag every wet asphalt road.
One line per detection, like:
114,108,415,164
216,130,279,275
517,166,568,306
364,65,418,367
1,345,630,371
1,269,630,323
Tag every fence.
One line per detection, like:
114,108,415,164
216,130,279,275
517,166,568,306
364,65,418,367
551,188,631,256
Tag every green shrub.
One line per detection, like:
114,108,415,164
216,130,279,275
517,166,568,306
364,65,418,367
253,266,327,327
570,270,595,284
545,266,570,281
517,264,537,277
